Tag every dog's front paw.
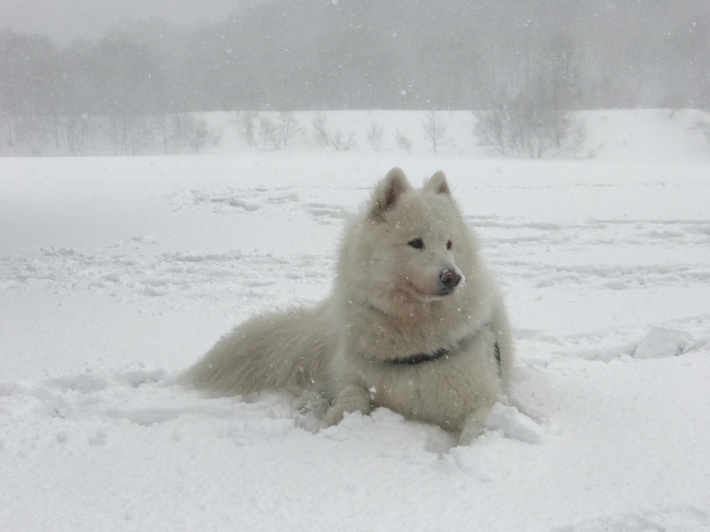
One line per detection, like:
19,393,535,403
293,392,330,417
457,407,490,446
324,404,348,426
458,421,484,446
324,384,372,426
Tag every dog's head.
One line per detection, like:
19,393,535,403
339,167,479,312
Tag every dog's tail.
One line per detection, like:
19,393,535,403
176,302,334,397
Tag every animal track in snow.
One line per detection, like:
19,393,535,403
306,202,349,224
471,217,710,292
0,245,333,305
553,506,709,532
169,187,352,226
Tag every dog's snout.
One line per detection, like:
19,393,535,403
439,269,462,290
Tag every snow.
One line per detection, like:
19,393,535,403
634,327,694,359
1,109,710,531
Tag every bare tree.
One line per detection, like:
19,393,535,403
103,112,155,156
22,116,48,156
422,111,451,153
127,115,155,155
329,129,357,151
473,107,507,155
233,111,258,147
394,129,412,153
74,115,98,155
278,111,300,147
208,126,224,148
311,112,330,148
258,116,282,149
153,113,170,154
311,112,356,150
184,114,209,153
474,97,586,158
167,113,219,154
170,113,185,154
367,121,384,150
692,118,710,148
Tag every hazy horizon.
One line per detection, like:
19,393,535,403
1,0,709,157
3,0,709,46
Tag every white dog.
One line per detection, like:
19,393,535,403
179,168,513,444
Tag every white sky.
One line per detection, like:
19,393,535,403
0,0,244,43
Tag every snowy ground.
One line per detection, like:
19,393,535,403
1,110,710,531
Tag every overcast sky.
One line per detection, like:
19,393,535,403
0,0,244,43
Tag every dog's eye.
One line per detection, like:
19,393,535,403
408,238,424,249
446,240,452,250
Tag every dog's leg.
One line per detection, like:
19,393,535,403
324,384,372,426
457,406,492,446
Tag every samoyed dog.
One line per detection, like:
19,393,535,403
179,168,513,444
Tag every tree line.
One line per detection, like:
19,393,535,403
1,0,709,155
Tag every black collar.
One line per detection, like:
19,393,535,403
385,332,474,366
384,325,502,377
387,346,451,365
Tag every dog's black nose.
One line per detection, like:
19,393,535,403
439,269,461,290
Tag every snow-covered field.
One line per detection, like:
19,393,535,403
1,110,709,531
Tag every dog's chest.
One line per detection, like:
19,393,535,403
363,359,477,430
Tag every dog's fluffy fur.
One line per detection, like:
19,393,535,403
178,168,513,444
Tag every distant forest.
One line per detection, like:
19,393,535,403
1,0,709,154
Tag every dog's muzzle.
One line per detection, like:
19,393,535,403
437,268,462,296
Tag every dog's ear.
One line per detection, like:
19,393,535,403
425,170,451,196
370,167,411,219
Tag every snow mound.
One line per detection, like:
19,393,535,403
484,403,544,444
634,327,693,359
